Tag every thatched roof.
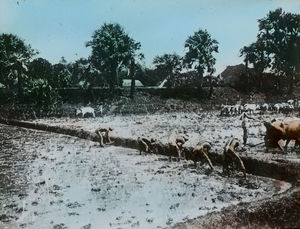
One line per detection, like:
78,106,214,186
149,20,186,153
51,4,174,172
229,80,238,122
220,64,246,85
122,79,144,87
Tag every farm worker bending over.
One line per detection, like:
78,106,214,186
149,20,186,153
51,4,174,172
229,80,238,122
168,134,189,160
95,127,113,147
223,138,247,179
137,137,155,154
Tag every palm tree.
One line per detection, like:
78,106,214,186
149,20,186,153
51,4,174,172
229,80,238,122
86,23,143,91
153,53,182,86
0,33,35,101
183,29,218,88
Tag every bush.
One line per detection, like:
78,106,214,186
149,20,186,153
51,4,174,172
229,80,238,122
26,78,60,109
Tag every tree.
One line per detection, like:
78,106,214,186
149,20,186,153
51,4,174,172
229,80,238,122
0,33,36,99
240,40,271,91
51,57,72,88
153,53,182,86
183,29,219,88
241,8,300,93
86,23,142,90
69,58,88,87
28,57,52,80
27,57,61,108
259,8,300,92
134,67,163,87
26,78,59,109
70,58,96,88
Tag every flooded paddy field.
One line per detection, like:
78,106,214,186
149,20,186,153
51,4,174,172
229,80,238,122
34,111,300,162
0,124,289,229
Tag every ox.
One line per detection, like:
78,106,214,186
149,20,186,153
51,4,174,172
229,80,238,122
220,105,231,116
75,106,95,118
264,119,300,153
261,103,269,112
244,104,259,114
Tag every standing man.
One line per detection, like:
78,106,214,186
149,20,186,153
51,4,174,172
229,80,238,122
240,112,256,146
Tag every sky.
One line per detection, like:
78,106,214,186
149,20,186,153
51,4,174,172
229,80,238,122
0,0,299,74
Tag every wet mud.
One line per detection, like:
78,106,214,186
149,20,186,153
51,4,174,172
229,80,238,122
0,124,289,229
32,112,300,163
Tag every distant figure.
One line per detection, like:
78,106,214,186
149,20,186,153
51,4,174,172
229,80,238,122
223,138,247,179
240,112,256,145
95,127,113,147
75,106,95,118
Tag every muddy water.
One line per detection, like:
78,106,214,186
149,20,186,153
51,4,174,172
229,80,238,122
0,124,288,229
35,112,300,161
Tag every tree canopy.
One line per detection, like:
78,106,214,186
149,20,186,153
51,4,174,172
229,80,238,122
183,29,219,84
28,57,52,80
0,33,36,92
153,53,182,77
52,59,72,88
240,8,300,92
86,23,142,89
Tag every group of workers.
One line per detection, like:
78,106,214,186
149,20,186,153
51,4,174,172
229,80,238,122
137,134,247,179
95,113,250,179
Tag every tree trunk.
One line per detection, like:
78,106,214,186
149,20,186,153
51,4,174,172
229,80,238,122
288,74,294,94
245,62,249,94
257,70,263,92
197,68,203,89
109,69,116,91
129,60,136,99
115,68,119,88
115,61,123,88
259,75,263,91
208,75,213,99
17,71,24,103
276,75,281,93
87,85,94,103
130,78,135,99
246,72,250,94
200,74,203,88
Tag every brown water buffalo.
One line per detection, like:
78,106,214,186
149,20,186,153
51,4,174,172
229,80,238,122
264,119,300,152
